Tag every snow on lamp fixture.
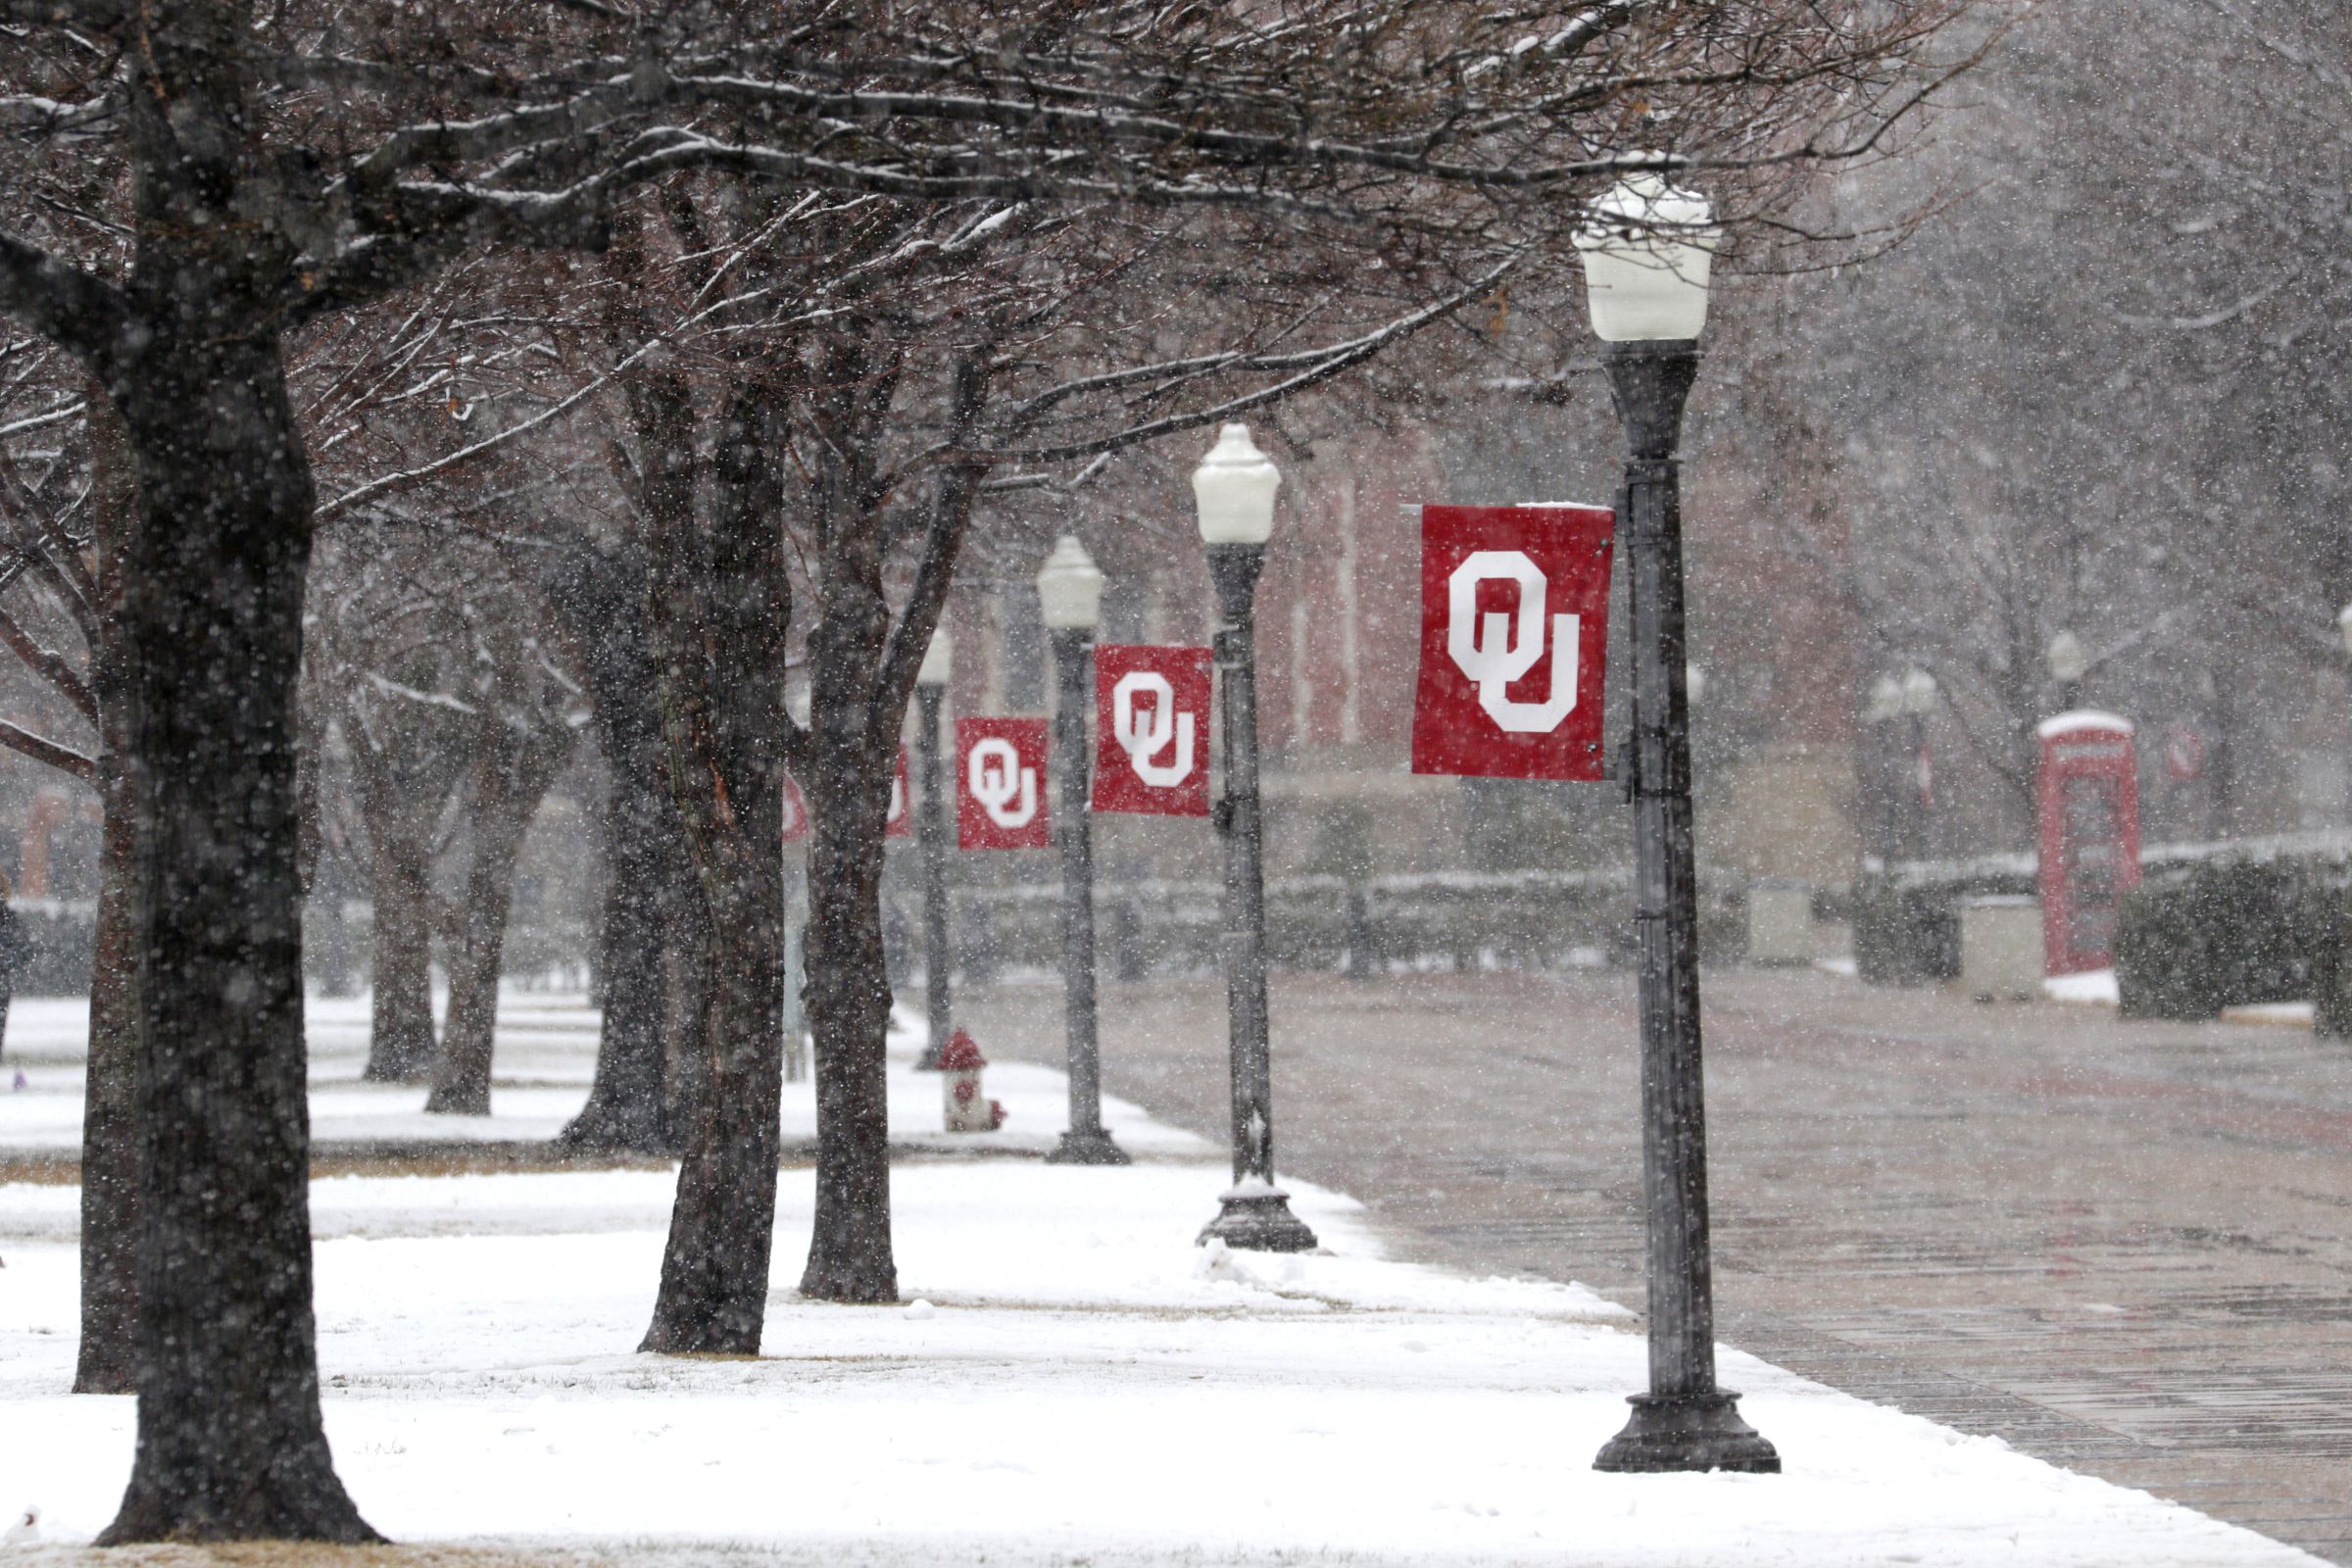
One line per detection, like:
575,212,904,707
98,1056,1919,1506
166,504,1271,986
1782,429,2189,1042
917,626,953,688
2336,605,2352,659
1192,423,1281,546
1035,535,1105,632
2047,631,2087,686
1901,668,1938,714
1868,675,1904,724
1574,171,1721,343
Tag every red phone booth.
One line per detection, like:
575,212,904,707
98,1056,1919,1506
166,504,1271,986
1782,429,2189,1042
2036,712,2141,976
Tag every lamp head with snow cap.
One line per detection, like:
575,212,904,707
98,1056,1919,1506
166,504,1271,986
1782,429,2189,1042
916,625,953,689
1035,534,1105,632
1574,170,1721,343
2046,630,2087,686
1191,423,1281,547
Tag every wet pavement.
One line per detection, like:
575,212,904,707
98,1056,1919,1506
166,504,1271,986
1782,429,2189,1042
959,966,2352,1563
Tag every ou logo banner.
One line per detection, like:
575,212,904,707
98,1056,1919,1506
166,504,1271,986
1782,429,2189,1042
956,717,1050,850
1411,503,1614,782
1093,645,1211,817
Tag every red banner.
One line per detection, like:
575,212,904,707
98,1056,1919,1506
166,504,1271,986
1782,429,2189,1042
956,717,1050,850
887,744,911,839
781,774,811,844
1410,504,1614,782
1092,644,1212,816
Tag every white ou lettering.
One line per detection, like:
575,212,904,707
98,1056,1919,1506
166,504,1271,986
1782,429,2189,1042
781,789,803,835
1111,671,1197,788
966,737,1038,827
1446,551,1579,734
888,772,905,821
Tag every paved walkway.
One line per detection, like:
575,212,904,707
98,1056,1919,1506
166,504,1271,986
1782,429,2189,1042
960,967,2352,1564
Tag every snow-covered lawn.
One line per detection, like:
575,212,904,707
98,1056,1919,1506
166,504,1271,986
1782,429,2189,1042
0,996,2323,1566
0,992,1200,1159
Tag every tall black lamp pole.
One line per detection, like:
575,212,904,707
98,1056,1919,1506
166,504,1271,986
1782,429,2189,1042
1194,423,1316,1252
912,628,954,1071
1580,172,1778,1474
1038,534,1129,1165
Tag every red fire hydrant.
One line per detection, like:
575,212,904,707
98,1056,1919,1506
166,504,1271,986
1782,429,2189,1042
936,1028,1007,1133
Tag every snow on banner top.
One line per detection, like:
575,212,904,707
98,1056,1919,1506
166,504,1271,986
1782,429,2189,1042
1410,504,1615,782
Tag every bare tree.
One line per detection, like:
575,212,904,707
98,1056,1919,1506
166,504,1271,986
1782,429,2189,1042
0,0,1970,1538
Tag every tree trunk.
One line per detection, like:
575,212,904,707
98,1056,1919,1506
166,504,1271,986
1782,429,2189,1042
795,363,979,1306
562,808,680,1149
99,321,374,1541
639,387,791,1353
74,727,141,1395
363,823,438,1081
797,705,901,1303
74,383,140,1396
426,719,574,1116
546,547,683,1153
660,877,714,1139
74,380,139,1400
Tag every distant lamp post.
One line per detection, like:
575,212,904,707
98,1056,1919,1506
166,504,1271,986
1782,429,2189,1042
1900,667,1938,862
912,626,955,1071
1193,423,1316,1251
1866,675,1905,869
1037,535,1128,1166
2339,610,2352,828
1577,171,1778,1475
2047,630,2087,712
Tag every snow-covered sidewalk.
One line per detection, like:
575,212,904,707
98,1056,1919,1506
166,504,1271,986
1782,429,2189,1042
0,998,2324,1566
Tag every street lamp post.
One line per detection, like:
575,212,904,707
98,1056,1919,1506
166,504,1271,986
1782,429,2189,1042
1866,675,1904,870
1901,667,1938,863
912,628,955,1071
1038,535,1129,1166
1578,172,1778,1474
2048,630,2087,713
2336,609,2352,829
1194,423,1317,1252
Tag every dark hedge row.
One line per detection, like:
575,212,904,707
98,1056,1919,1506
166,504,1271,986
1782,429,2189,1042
2114,859,2311,1021
2114,859,2352,1035
1858,856,2352,1039
940,872,1749,982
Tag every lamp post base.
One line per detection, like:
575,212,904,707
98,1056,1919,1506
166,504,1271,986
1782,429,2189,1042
1592,1392,1780,1474
1197,1186,1318,1252
1047,1129,1132,1166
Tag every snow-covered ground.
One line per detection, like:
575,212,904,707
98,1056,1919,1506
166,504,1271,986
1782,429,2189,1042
0,992,1201,1159
2043,967,2122,1005
0,995,2322,1566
